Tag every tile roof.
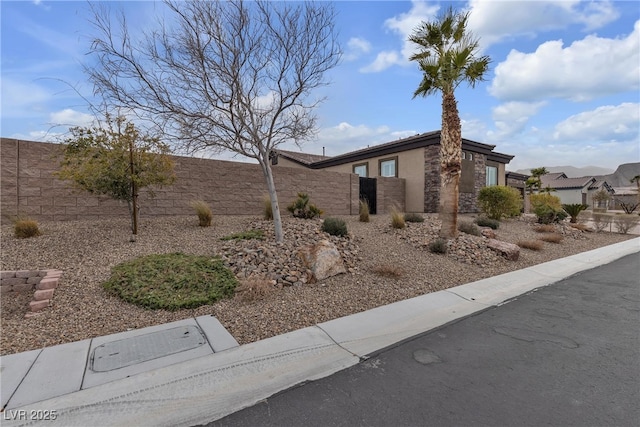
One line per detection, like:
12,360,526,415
540,176,595,189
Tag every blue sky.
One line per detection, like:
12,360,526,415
1,0,639,172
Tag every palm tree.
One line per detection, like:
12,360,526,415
631,175,640,201
409,7,490,239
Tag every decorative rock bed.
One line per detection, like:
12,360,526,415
0,270,63,317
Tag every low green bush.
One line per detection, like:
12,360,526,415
321,217,348,237
477,186,522,220
221,229,265,241
287,192,323,219
103,253,238,310
404,213,424,223
428,238,447,254
14,218,42,239
458,221,480,236
530,194,567,224
475,217,499,229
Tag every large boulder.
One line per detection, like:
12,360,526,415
486,239,520,261
297,240,346,281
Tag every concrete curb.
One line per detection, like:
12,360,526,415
1,237,638,426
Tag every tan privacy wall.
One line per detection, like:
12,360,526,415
0,138,368,223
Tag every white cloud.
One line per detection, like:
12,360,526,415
488,101,546,139
345,37,372,61
276,122,416,157
49,108,95,128
360,51,401,73
553,102,640,142
490,20,640,102
490,103,639,171
468,0,620,49
0,78,52,118
361,0,439,72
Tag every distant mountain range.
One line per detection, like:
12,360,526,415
512,163,640,188
593,163,640,188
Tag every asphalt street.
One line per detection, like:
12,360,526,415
208,253,640,427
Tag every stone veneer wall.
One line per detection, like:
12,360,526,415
0,138,361,223
458,152,486,213
424,145,440,213
424,145,484,214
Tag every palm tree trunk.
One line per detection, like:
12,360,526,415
439,90,461,239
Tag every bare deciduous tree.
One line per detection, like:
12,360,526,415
86,0,341,242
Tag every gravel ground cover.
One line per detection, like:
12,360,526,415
1,213,634,355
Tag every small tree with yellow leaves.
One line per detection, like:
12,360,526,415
56,116,175,239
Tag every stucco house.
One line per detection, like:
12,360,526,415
540,172,615,207
272,130,514,214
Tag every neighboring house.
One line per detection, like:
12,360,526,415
272,130,514,214
540,173,615,207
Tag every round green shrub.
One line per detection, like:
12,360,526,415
404,213,425,223
477,186,522,220
458,221,480,236
428,238,448,254
475,217,500,229
322,217,348,237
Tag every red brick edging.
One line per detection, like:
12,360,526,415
0,270,63,317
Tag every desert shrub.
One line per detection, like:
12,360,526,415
569,222,591,232
359,199,370,223
404,213,424,223
475,217,500,229
562,204,588,223
103,253,237,310
221,229,265,241
534,224,556,233
263,195,273,220
234,276,279,303
390,206,405,229
517,240,543,251
538,233,563,244
530,193,567,224
322,217,348,237
14,218,42,239
458,221,480,236
190,200,212,227
428,238,448,254
592,213,613,233
372,264,404,279
287,192,322,219
613,214,639,234
617,200,639,215
477,186,522,220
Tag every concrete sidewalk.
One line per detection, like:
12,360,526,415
1,238,639,426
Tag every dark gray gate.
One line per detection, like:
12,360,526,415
359,177,377,215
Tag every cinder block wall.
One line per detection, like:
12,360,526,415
377,176,406,213
0,139,362,223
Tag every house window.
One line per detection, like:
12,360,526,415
462,152,466,160
379,157,398,177
468,153,473,161
353,163,368,177
486,166,498,186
